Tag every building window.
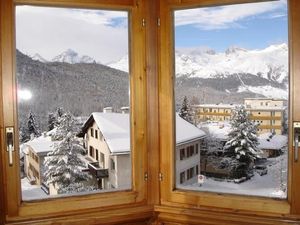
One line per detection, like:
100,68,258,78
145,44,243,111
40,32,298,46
180,172,185,184
100,153,105,168
95,149,99,161
110,158,116,170
89,146,94,158
91,128,94,137
180,148,185,160
95,130,98,139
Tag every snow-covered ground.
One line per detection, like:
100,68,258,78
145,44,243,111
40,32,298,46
21,178,47,200
177,151,287,199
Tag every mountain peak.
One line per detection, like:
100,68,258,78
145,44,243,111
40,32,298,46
52,49,96,64
31,53,48,63
225,46,247,55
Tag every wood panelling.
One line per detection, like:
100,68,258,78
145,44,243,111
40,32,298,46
145,0,160,206
290,0,300,215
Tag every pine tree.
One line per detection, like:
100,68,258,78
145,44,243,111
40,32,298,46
179,96,194,124
47,113,56,131
44,112,92,194
223,105,261,178
27,112,40,138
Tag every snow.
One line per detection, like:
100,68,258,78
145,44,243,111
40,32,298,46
178,152,288,199
91,113,130,154
175,43,288,83
51,49,96,64
31,53,48,63
258,133,287,150
195,103,237,109
199,122,231,140
176,114,206,145
21,178,47,200
238,85,288,100
107,54,129,72
24,135,57,154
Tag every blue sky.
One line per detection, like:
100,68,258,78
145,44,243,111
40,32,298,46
175,0,288,52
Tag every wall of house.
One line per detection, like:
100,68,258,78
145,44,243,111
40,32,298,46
115,154,131,189
176,140,201,185
26,147,42,185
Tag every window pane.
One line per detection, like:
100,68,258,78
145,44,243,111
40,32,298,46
16,6,131,200
174,0,288,198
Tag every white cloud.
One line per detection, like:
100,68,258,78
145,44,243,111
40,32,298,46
16,6,128,63
175,0,287,30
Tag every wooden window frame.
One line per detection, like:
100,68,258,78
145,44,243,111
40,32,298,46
0,0,149,223
158,0,300,217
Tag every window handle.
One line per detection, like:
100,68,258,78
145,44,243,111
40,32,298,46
294,122,300,163
6,127,14,166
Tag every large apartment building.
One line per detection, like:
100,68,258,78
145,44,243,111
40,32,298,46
193,98,286,134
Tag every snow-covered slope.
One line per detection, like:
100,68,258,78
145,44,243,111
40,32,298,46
107,55,129,72
51,49,96,64
31,53,48,63
175,43,288,83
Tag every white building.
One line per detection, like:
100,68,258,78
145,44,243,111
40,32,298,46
175,114,206,185
82,112,207,188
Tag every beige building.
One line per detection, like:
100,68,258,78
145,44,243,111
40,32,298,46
82,113,131,190
23,136,55,186
83,112,207,188
193,98,286,134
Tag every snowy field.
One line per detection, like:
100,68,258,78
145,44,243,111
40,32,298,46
177,152,287,199
21,178,47,200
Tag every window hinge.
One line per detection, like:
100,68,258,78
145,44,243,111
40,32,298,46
144,172,148,181
159,172,163,182
142,18,146,27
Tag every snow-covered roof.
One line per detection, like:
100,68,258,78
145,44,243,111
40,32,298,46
258,133,287,150
24,136,56,155
83,113,206,153
247,106,286,111
199,122,230,140
176,114,206,145
90,113,130,154
194,104,237,109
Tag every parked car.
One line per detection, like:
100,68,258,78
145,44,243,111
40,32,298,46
254,165,268,176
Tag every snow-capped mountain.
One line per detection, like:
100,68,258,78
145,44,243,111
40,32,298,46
175,43,288,84
31,53,48,63
51,49,96,64
107,55,129,72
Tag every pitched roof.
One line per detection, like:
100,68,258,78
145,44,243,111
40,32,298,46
24,136,56,155
83,113,206,154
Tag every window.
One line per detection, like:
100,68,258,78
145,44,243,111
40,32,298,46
95,130,98,139
159,0,300,217
180,148,185,160
110,158,115,170
1,0,147,220
95,149,99,161
100,152,105,168
91,128,94,137
180,172,185,184
89,146,94,158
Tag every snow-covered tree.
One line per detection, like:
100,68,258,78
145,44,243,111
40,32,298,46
223,105,261,178
179,96,194,124
27,112,40,138
47,113,56,131
44,112,92,194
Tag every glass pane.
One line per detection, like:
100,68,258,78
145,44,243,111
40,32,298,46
16,6,130,200
174,0,288,198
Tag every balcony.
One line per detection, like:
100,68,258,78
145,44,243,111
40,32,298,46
88,162,109,178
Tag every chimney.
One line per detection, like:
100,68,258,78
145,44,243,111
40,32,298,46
120,106,129,114
103,107,113,113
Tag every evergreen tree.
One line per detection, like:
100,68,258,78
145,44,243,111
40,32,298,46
47,113,56,131
27,112,40,138
223,105,261,178
44,112,92,194
179,96,194,124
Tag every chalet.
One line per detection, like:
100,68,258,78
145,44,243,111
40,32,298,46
82,112,206,188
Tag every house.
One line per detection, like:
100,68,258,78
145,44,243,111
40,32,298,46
82,112,206,188
193,98,287,134
258,133,288,158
